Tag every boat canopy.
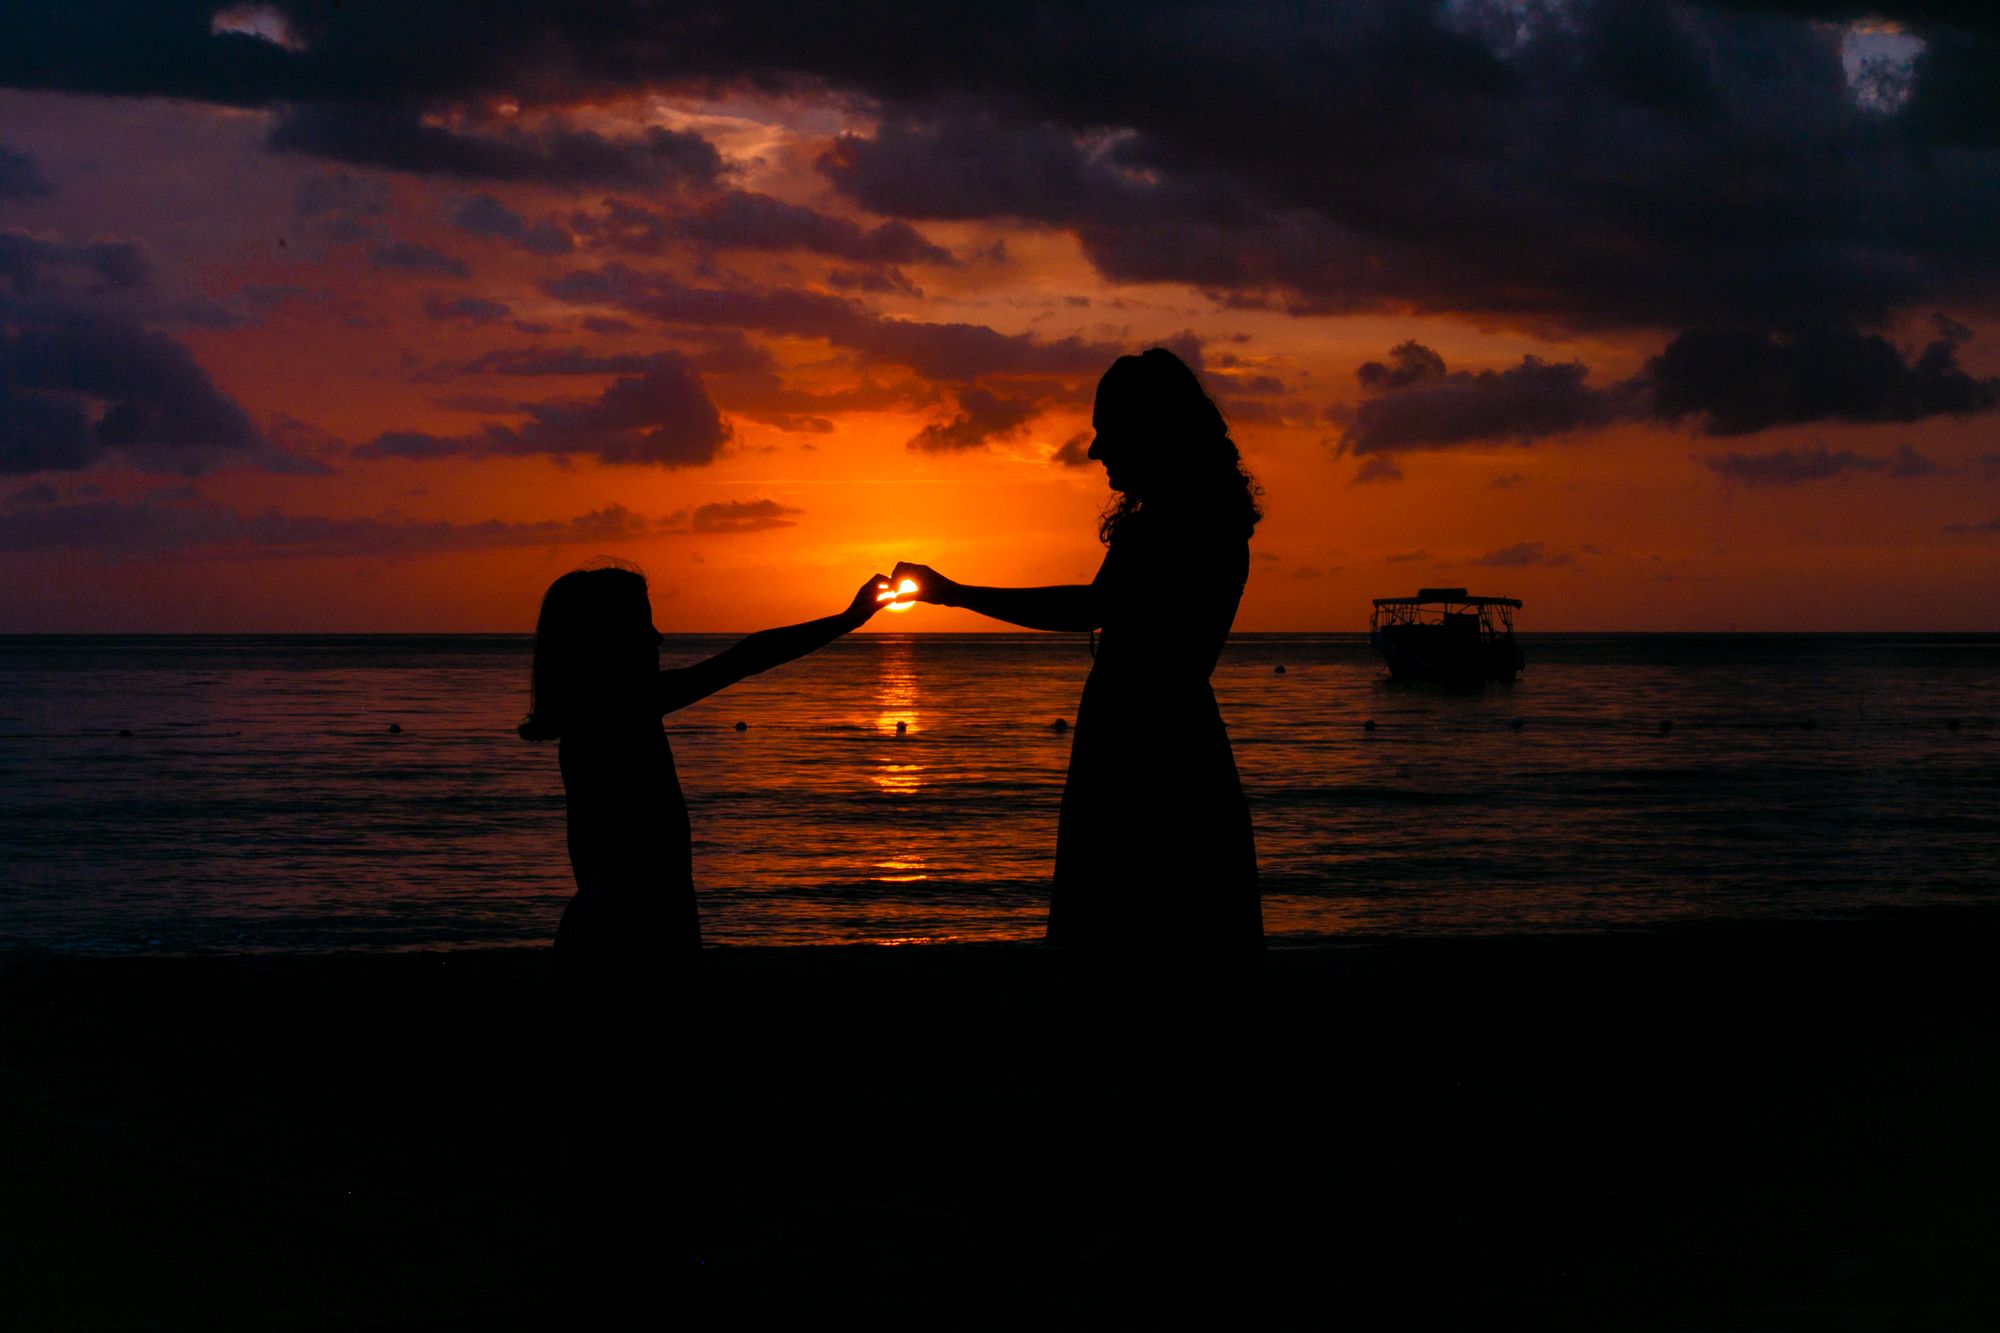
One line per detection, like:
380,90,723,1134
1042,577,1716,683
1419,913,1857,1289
1372,588,1523,608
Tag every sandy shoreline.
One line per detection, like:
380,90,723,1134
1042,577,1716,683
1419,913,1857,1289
5,915,1998,1329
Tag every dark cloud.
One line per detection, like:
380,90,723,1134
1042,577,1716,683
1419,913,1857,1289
908,386,1041,452
543,263,1120,382
1473,542,1574,568
421,293,510,324
566,193,952,276
1352,455,1404,484
0,143,53,199
0,492,800,556
1490,472,1529,488
271,104,724,189
293,168,384,218
1051,431,1092,466
1342,354,1640,454
1357,341,1447,391
1943,515,2000,533
7,3,1997,330
449,194,573,256
1647,320,2000,435
1701,443,1940,485
1385,549,1430,564
1,308,305,475
455,337,899,431
463,346,689,377
824,266,921,297
689,499,801,534
358,357,728,468
674,192,951,266
1,230,151,294
369,241,468,277
1343,318,2000,452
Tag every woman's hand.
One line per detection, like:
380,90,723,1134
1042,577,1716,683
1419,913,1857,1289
846,573,896,624
890,562,960,607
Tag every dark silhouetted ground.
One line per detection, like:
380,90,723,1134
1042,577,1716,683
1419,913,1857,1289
5,914,1996,1329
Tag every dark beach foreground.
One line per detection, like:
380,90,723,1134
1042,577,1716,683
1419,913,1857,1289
5,916,1997,1330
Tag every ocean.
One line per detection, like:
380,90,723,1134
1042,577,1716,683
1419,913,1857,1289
2,633,1995,953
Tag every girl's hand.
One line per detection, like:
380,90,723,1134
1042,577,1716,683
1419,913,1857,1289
890,562,959,607
847,573,895,623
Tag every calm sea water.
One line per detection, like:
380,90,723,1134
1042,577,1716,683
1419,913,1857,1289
2,633,1995,953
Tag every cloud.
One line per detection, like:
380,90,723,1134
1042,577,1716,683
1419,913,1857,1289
573,191,952,266
421,293,511,324
1051,431,1092,466
542,264,1120,382
1357,341,1446,391
369,241,468,277
1342,353,1639,454
907,386,1041,452
357,357,728,467
1701,443,1940,486
1343,318,2000,452
1648,320,2000,435
1351,455,1403,484
0,491,803,556
270,104,724,189
462,346,695,377
1,229,151,294
1473,542,1574,568
1943,516,2000,534
0,143,53,199
7,4,2000,330
448,194,573,256
1385,549,1430,564
0,308,308,475
689,499,801,533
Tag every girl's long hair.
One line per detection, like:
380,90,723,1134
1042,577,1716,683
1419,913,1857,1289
1096,347,1262,546
518,564,649,742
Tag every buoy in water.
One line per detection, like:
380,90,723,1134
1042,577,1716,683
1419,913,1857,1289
733,720,748,732
118,728,133,738
1362,719,1376,732
1658,719,1674,735
895,720,908,735
1052,718,1069,732
1509,718,1525,731
387,723,402,734
1274,664,1287,675
1946,717,1962,732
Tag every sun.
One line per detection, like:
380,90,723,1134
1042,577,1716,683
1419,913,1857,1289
876,577,920,612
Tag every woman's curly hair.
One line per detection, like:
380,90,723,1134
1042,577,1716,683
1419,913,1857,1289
1093,348,1262,545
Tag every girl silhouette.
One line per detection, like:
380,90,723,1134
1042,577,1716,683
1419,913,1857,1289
894,346,1261,1279
520,564,892,1311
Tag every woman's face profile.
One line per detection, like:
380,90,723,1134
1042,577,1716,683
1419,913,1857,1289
1088,398,1146,495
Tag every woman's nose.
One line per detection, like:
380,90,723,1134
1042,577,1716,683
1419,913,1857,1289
1086,435,1103,460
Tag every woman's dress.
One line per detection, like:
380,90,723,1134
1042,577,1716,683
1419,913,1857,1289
1047,510,1261,954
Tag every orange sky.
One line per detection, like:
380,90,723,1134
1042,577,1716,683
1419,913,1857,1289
3,9,1998,631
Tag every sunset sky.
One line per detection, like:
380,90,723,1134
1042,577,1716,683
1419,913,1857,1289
2,1,1997,631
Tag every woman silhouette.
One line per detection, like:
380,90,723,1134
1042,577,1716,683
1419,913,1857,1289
520,564,892,1312
894,347,1261,1276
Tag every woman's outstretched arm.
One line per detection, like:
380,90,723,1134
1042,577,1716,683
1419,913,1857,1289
890,562,1101,633
657,574,889,715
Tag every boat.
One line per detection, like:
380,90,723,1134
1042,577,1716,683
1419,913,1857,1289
1369,588,1525,682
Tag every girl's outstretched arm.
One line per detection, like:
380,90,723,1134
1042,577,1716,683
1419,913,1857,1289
657,574,889,715
889,562,1101,633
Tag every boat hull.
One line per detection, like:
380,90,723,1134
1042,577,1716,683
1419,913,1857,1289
1371,625,1524,683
